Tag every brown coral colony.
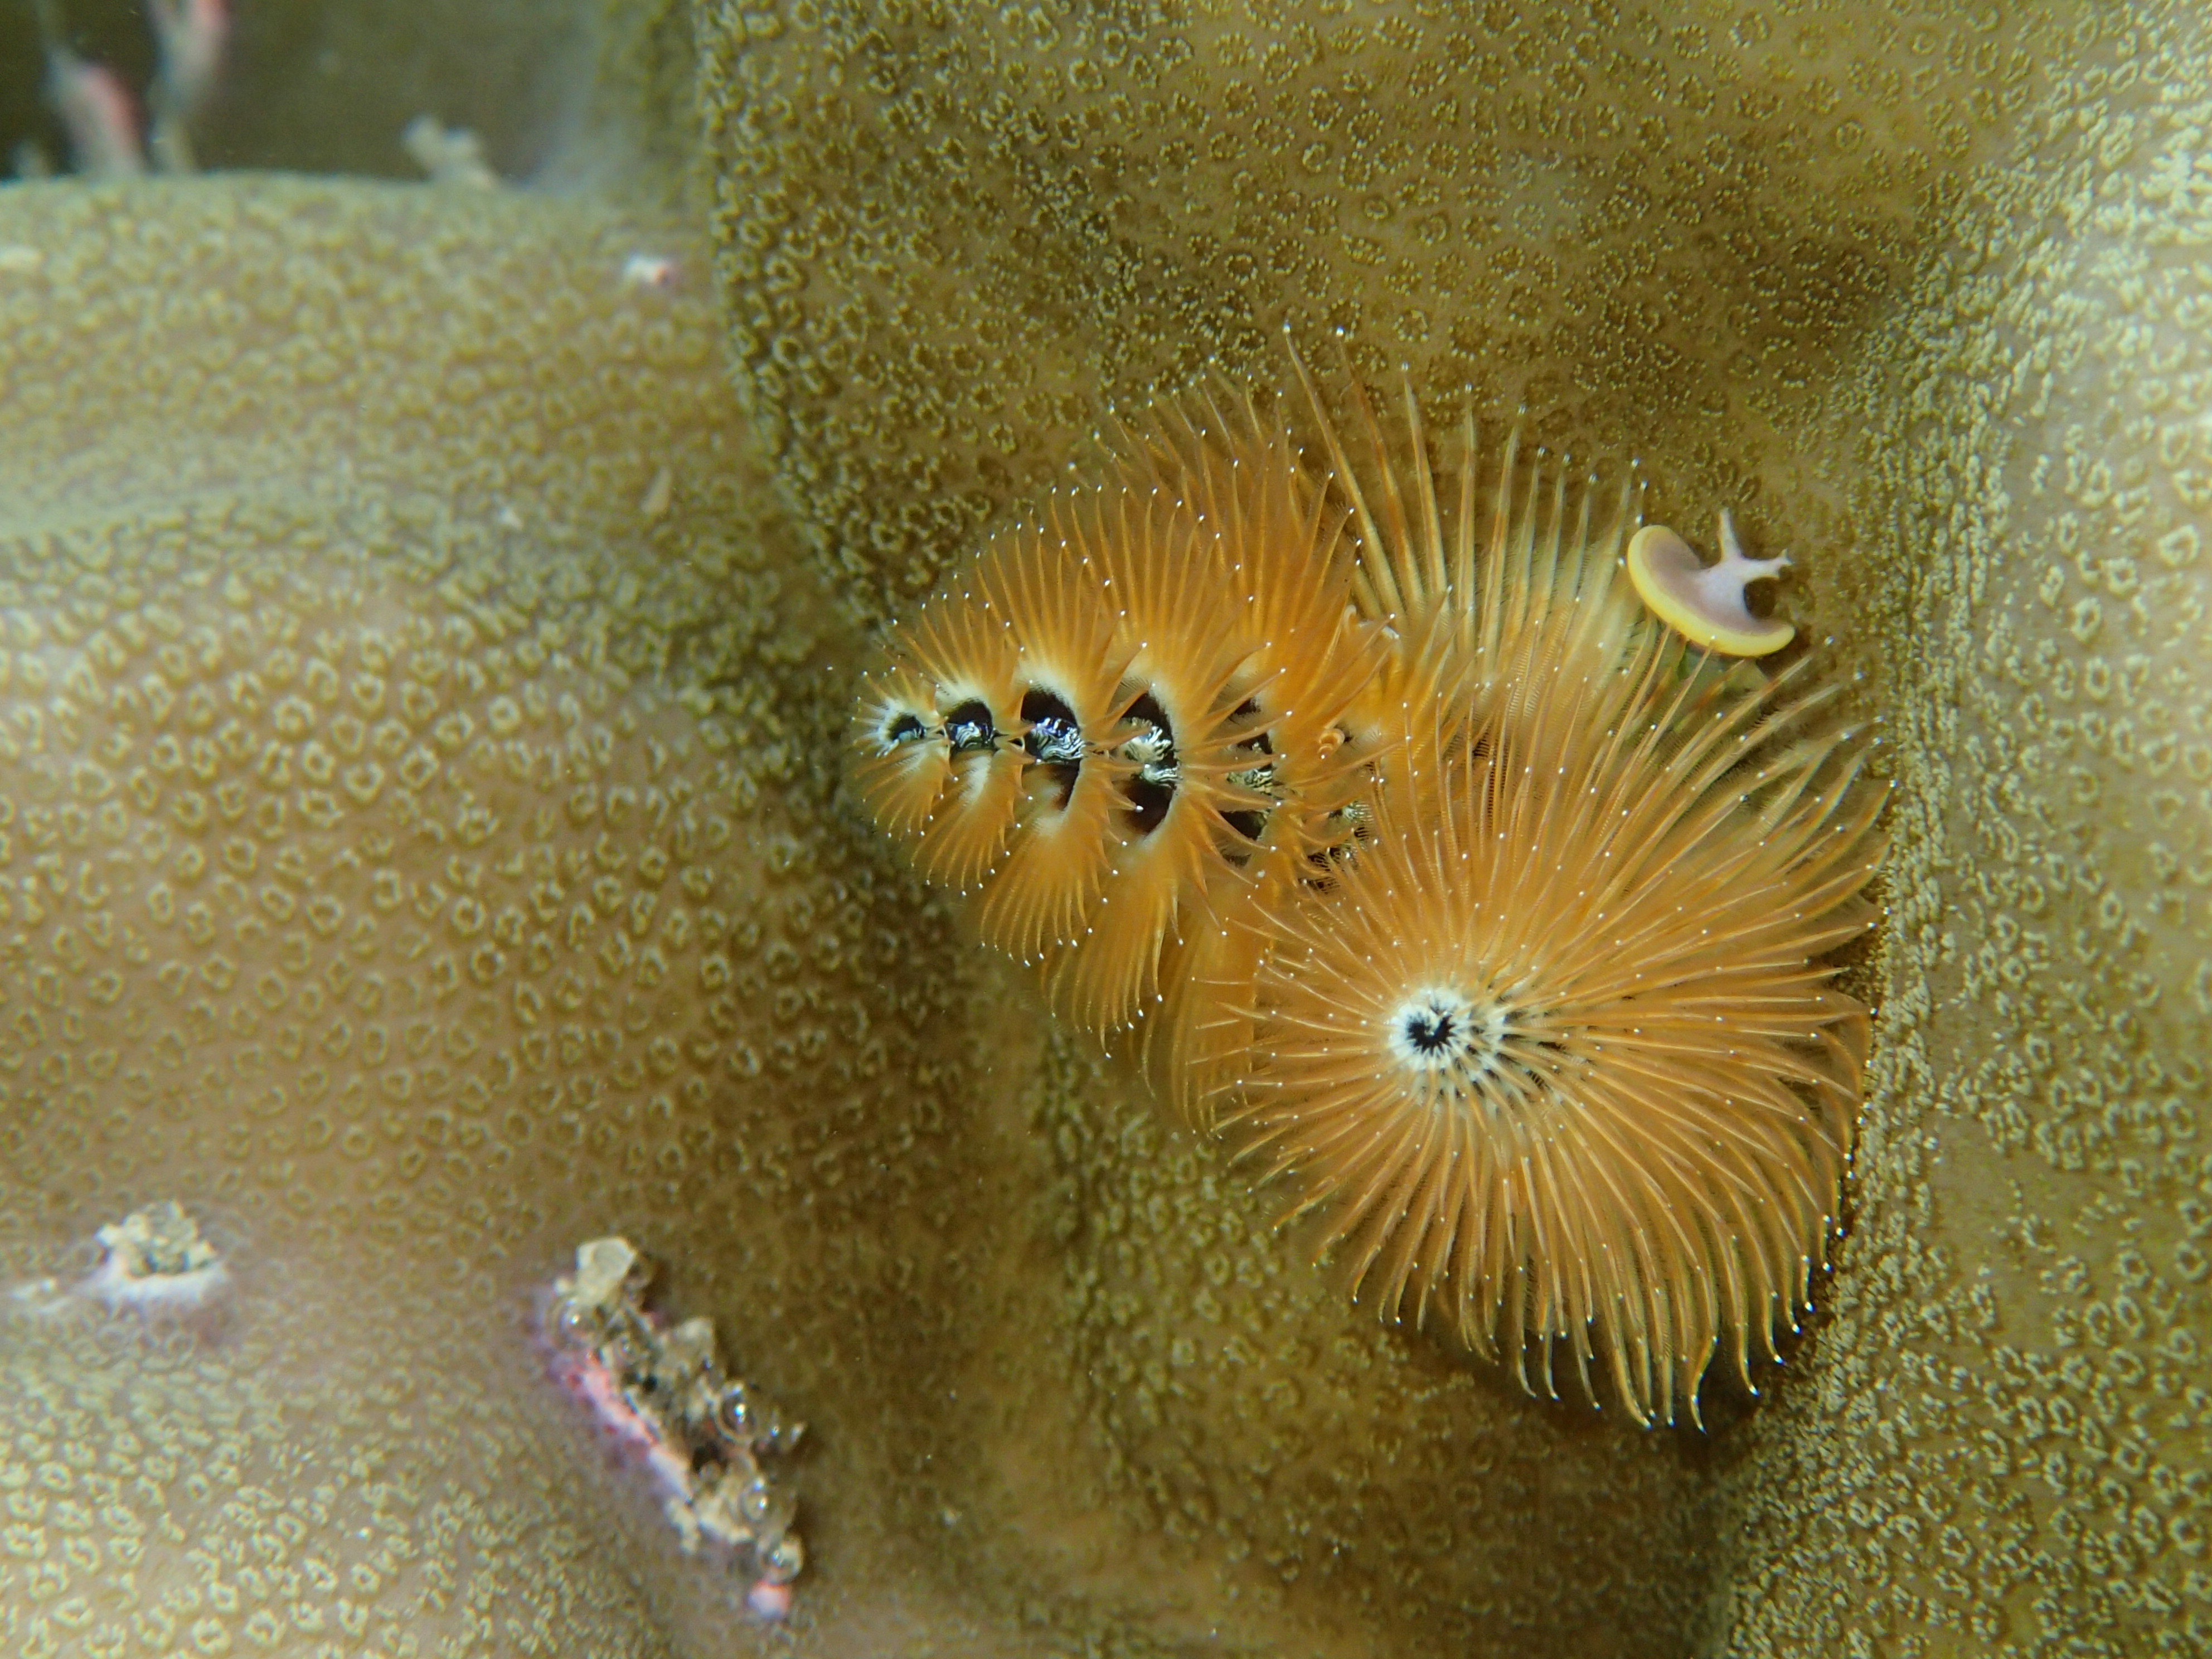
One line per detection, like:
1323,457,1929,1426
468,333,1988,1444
851,352,1888,1425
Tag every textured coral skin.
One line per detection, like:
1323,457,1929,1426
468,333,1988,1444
3,0,2209,1653
698,0,2048,629
697,0,2212,1653
1712,25,2212,1651
0,176,993,1656
0,177,1708,1658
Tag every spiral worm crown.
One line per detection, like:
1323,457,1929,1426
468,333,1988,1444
849,357,1885,1427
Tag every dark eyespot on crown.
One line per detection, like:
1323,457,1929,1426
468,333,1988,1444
1404,1008,1457,1055
942,699,998,754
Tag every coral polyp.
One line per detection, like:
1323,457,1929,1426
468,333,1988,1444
849,352,1884,1423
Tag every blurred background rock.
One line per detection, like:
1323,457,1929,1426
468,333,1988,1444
1,0,696,206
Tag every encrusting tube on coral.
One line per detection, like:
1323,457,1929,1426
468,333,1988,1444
546,1238,807,1619
1626,510,1796,657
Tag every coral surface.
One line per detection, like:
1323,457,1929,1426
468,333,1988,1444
3,0,2209,1653
699,0,2212,1652
0,174,1709,1659
0,175,993,1656
1714,21,2212,1651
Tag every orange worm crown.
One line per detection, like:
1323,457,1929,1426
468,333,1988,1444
848,346,1883,1427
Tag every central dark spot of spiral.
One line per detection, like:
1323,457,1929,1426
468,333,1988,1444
884,711,928,745
1403,1008,1458,1055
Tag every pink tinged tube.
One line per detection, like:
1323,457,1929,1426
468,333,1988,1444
48,48,145,178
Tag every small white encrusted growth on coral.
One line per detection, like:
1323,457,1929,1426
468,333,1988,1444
81,1200,229,1313
620,253,681,293
402,115,500,188
546,1238,807,1618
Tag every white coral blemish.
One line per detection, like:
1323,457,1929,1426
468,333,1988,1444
78,1200,230,1315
